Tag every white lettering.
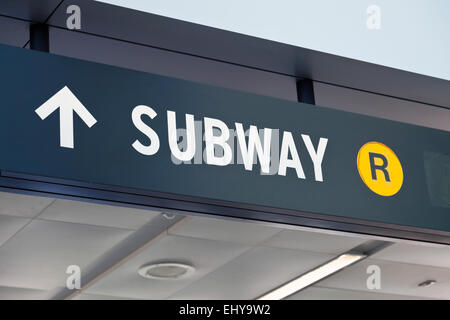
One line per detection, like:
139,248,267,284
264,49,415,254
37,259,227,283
278,131,305,179
204,117,232,166
167,110,196,161
131,105,160,156
235,123,272,173
301,134,328,182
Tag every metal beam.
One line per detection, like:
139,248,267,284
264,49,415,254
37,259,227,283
1,172,450,245
30,23,49,52
297,79,316,105
52,214,190,300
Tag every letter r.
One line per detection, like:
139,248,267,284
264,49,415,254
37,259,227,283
369,152,390,182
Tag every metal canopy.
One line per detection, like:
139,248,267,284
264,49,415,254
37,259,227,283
1,0,450,109
0,0,449,245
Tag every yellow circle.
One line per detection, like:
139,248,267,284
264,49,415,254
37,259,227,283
357,142,403,196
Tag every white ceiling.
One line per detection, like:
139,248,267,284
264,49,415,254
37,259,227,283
39,199,160,230
287,286,431,300
0,191,449,300
0,219,131,291
0,191,53,218
97,0,450,82
371,242,450,269
167,246,333,300
0,191,158,298
85,234,250,299
314,258,450,300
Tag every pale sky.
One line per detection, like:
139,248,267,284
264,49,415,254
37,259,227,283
97,0,450,81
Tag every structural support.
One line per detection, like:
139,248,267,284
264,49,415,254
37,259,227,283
2,171,450,245
30,24,50,52
53,214,189,300
296,79,316,105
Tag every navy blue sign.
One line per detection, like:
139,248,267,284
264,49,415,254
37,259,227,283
0,44,449,232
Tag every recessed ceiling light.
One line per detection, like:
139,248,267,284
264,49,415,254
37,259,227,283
418,280,436,288
258,253,366,300
138,262,195,280
163,213,176,220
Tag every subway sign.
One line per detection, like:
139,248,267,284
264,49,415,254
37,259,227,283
0,44,449,232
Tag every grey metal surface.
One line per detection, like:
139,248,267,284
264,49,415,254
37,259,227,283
44,0,450,109
52,213,187,299
0,1,448,245
0,16,29,47
1,0,449,109
0,0,62,22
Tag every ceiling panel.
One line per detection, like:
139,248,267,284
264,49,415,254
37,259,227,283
0,190,448,300
169,246,334,300
316,258,450,299
48,28,297,101
372,242,450,269
288,286,431,300
0,285,56,300
261,229,365,255
314,82,450,132
38,199,161,230
0,215,29,246
0,191,54,218
169,216,281,245
46,0,450,109
0,16,29,48
0,219,132,290
73,293,132,300
85,234,250,299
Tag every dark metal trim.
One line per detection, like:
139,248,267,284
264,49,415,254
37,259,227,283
30,23,49,52
2,1,450,109
1,171,449,245
297,79,316,105
41,0,450,109
53,214,187,300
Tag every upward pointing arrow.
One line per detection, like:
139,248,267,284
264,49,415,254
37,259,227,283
35,86,97,149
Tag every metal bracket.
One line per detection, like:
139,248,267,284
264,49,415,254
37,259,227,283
296,79,316,105
30,24,50,52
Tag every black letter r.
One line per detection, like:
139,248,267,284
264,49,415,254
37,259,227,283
369,152,390,182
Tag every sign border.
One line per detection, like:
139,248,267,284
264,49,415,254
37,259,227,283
1,170,449,245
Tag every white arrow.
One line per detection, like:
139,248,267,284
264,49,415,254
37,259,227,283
35,86,97,149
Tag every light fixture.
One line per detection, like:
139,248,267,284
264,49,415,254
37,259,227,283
418,280,436,288
163,213,176,220
258,253,366,300
138,262,195,280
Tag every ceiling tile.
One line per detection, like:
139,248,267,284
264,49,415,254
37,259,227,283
288,286,431,300
0,191,54,218
316,258,450,299
38,199,161,230
72,293,133,300
261,229,365,254
86,234,250,299
0,285,55,300
169,246,334,300
0,215,29,246
372,243,450,269
169,216,281,245
0,219,132,290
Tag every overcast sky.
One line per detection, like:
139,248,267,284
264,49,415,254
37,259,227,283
97,0,450,81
